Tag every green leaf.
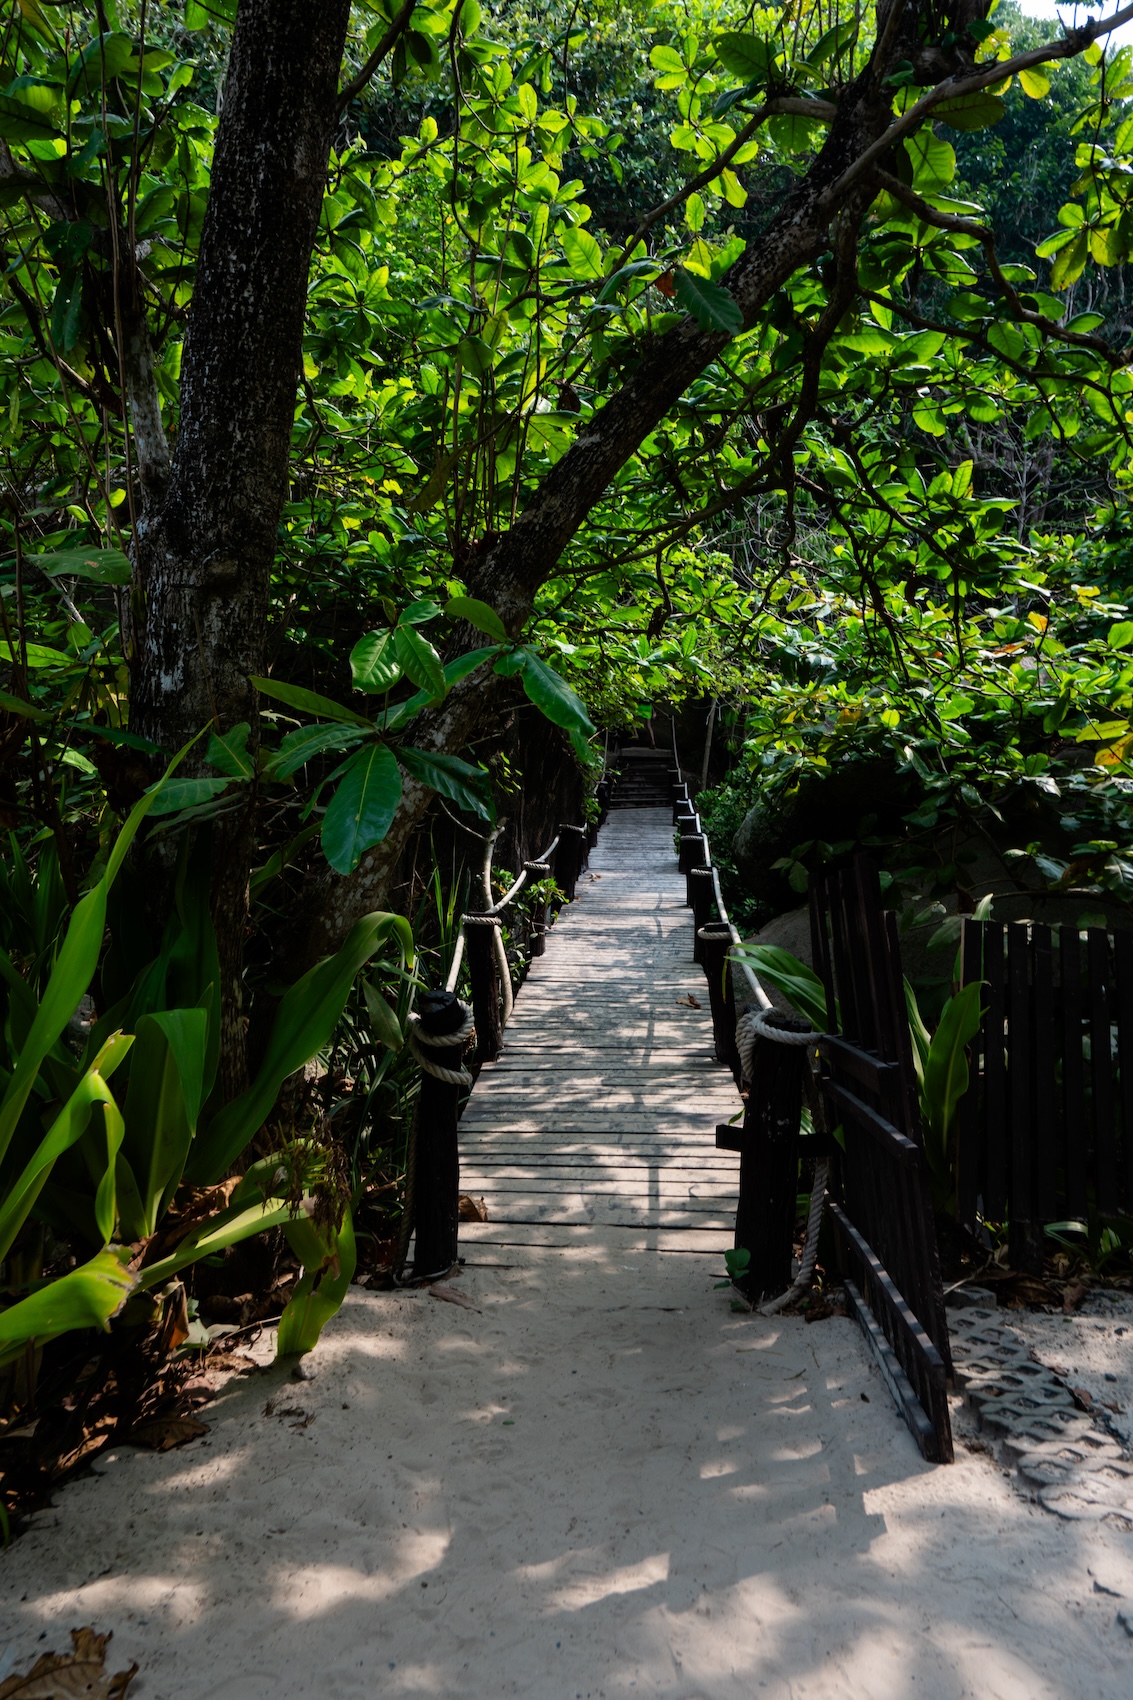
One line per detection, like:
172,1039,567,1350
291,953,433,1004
935,92,1005,132
363,979,403,1052
0,689,47,721
186,912,414,1183
444,596,508,642
715,33,773,83
562,225,604,280
206,721,254,780
399,746,494,821
0,1034,133,1263
729,945,829,1032
145,775,229,816
30,547,131,585
393,625,445,697
350,630,402,693
321,743,403,875
1108,621,1133,651
0,91,62,142
381,648,501,731
0,1247,136,1369
921,981,984,1159
249,675,372,727
511,649,596,736
50,271,84,354
267,722,368,780
185,0,238,27
672,268,743,335
119,1009,209,1238
276,1206,357,1357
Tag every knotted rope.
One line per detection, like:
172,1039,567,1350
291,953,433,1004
407,1007,475,1086
734,1003,830,1318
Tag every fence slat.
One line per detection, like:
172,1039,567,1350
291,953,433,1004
1088,928,1117,1215
983,922,1007,1219
1032,925,1058,1221
1116,930,1133,1214
1060,927,1088,1220
1007,926,1038,1270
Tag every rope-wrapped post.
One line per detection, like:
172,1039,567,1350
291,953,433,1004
464,914,504,1064
595,779,610,829
671,781,689,824
523,859,551,958
554,824,588,903
698,924,740,1081
408,991,473,1279
675,800,696,834
679,831,708,899
688,865,715,964
733,1008,815,1302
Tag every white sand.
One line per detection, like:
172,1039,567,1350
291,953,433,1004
3,1240,1133,1699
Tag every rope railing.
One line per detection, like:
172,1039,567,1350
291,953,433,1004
402,809,597,1282
668,713,826,1315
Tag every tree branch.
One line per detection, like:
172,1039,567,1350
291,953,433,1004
336,0,416,116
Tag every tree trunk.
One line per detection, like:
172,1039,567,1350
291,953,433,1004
129,0,353,1094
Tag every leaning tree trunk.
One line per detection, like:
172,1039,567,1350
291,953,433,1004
130,0,353,1093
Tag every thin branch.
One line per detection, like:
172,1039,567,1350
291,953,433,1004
336,0,416,117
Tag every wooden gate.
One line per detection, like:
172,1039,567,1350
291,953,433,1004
810,857,954,1463
956,919,1133,1267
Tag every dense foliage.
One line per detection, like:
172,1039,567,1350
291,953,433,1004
4,0,1133,1478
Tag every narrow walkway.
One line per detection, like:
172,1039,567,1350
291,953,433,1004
459,807,741,1254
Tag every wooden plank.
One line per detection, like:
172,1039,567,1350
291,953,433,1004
1060,927,1088,1220
1032,925,1059,1220
1007,923,1033,1245
1116,929,1133,1214
1088,928,1118,1213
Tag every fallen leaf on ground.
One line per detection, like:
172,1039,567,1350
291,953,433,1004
429,1284,480,1312
458,1194,488,1222
1062,1282,1090,1312
126,1415,209,1452
676,993,701,1008
0,1627,137,1698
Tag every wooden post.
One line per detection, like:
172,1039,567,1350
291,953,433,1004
523,859,551,958
465,914,504,1063
596,779,610,827
736,1013,809,1300
554,824,587,901
412,990,471,1279
699,923,740,1081
679,831,708,898
675,801,696,834
688,865,715,964
671,782,689,824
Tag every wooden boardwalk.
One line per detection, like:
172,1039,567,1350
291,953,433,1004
458,806,742,1254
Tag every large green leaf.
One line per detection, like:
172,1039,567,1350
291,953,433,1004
393,624,445,696
714,32,773,82
206,722,255,780
350,630,402,693
249,675,372,727
0,91,62,142
186,911,414,1182
135,1195,295,1288
398,746,494,820
276,1206,357,1357
0,1247,136,1369
119,1009,209,1239
729,944,830,1032
673,268,743,335
30,547,131,585
0,1034,133,1262
507,649,596,737
145,776,229,816
267,722,368,781
444,596,508,643
383,647,500,730
321,743,403,875
922,981,984,1148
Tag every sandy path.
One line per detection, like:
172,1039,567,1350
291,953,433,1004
3,1242,1133,1699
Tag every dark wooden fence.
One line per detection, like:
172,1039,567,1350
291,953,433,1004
957,919,1133,1268
811,857,954,1463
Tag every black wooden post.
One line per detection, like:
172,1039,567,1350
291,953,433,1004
680,832,708,899
554,824,587,900
671,782,689,824
465,914,504,1063
699,923,740,1081
412,990,471,1279
688,865,715,963
523,859,551,958
675,800,696,835
596,779,610,827
735,1013,810,1300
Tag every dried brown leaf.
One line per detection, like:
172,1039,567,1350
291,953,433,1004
0,1628,137,1699
428,1284,480,1313
458,1194,488,1223
126,1415,209,1452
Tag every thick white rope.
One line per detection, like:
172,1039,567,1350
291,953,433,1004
407,1007,475,1086
733,1004,829,1317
